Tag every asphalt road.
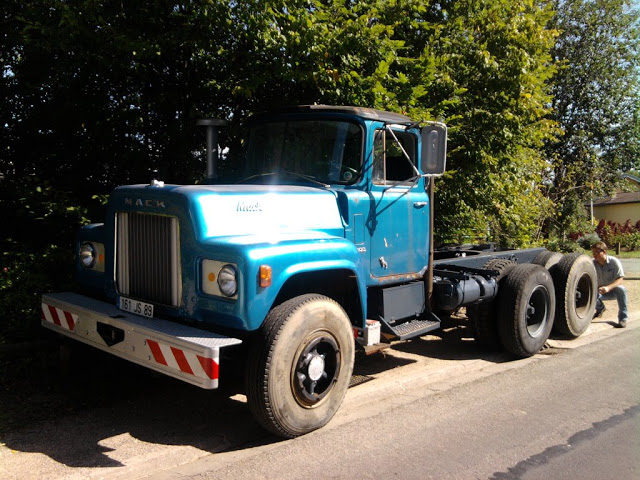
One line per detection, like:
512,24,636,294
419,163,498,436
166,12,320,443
0,259,637,479
176,326,640,480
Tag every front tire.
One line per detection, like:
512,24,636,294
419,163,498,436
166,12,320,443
498,264,555,358
245,294,355,438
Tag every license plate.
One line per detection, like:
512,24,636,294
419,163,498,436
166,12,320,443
119,297,154,318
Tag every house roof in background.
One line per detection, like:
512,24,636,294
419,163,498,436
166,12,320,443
592,191,640,206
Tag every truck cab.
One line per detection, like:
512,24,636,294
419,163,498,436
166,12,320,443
65,106,447,336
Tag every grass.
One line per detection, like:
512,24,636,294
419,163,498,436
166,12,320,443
575,248,640,259
618,250,640,259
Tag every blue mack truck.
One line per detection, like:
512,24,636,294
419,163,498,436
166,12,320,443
41,105,598,438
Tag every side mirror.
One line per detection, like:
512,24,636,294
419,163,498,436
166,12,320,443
420,123,447,175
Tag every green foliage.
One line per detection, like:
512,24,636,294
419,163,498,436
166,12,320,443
545,235,583,253
0,177,89,343
611,232,640,251
2,0,637,345
597,224,640,252
0,246,72,344
576,232,601,250
392,0,559,247
544,0,640,237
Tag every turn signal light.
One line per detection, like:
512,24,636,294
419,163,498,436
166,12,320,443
259,265,272,288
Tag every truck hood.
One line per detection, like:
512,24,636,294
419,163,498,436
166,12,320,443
113,184,345,239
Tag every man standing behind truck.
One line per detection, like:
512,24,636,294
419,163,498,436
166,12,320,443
592,241,628,328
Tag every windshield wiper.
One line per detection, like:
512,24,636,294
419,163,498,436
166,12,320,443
235,172,276,183
236,170,329,188
279,170,329,188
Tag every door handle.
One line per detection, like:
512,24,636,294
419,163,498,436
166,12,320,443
413,202,428,208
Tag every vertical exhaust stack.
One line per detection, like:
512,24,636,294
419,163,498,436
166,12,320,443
197,118,228,180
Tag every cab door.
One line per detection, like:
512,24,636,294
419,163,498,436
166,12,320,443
368,128,429,279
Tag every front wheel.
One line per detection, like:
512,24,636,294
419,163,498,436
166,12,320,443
497,264,556,358
245,294,355,438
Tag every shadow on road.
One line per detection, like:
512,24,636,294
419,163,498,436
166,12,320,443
0,341,277,468
383,312,512,362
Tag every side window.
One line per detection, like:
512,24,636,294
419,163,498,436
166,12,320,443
372,129,417,185
373,130,386,183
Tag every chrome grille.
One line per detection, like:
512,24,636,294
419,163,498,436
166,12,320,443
116,212,181,307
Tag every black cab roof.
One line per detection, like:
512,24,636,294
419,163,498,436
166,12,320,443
250,105,414,124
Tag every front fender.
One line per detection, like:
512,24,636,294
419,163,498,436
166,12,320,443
197,234,366,331
245,235,366,331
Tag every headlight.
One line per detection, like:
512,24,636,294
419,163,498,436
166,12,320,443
202,260,239,298
79,242,97,268
218,264,238,297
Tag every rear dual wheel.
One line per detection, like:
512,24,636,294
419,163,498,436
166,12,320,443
532,251,597,338
497,264,556,358
468,258,516,349
552,253,597,338
532,250,563,270
472,252,596,356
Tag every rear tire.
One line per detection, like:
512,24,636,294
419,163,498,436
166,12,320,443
551,253,597,338
532,250,563,270
468,259,516,349
497,264,555,358
245,294,355,438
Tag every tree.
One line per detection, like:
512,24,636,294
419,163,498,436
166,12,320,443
0,0,405,341
0,0,583,341
0,0,233,341
545,0,640,238
381,0,558,247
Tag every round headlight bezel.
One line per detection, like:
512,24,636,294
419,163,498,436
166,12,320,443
217,264,238,297
79,242,97,268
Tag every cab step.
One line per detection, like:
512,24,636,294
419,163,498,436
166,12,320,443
378,311,441,340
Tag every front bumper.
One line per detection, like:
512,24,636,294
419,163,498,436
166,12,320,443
41,292,242,389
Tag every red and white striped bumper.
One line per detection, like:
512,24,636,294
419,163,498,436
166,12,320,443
41,292,241,389
42,303,78,332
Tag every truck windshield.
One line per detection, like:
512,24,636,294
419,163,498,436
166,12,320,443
240,120,363,185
